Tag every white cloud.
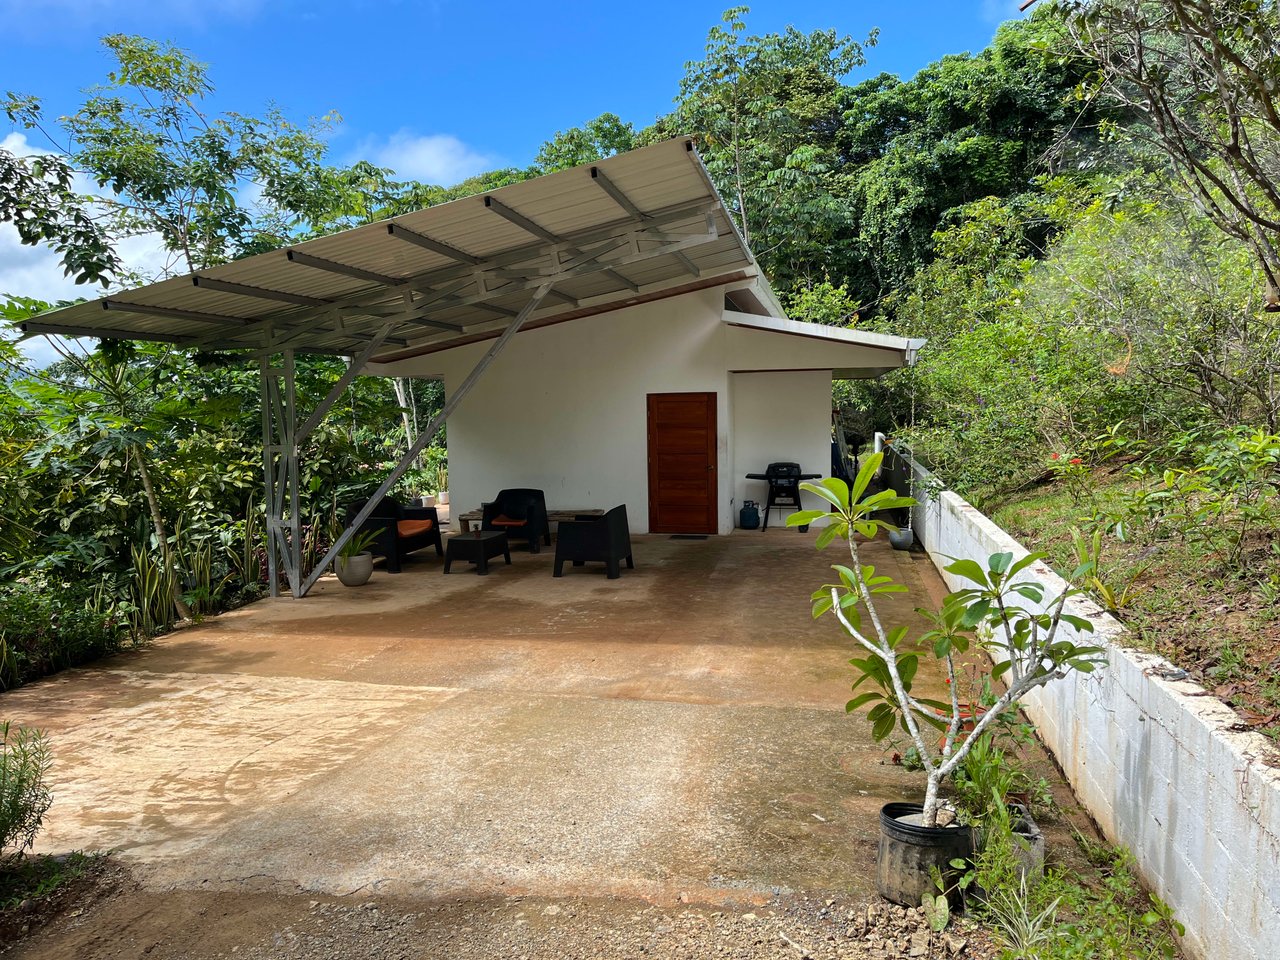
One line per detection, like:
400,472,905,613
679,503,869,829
356,131,499,186
2,132,178,366
3,132,40,159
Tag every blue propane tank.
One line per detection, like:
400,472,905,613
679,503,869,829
739,500,760,529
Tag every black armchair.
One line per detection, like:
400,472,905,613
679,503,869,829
346,496,443,573
553,505,634,579
481,488,551,553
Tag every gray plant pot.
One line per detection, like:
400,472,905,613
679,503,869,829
336,552,374,586
887,526,915,550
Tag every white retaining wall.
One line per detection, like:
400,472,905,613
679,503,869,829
888,442,1280,960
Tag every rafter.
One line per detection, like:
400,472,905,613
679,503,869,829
102,299,254,327
231,215,720,355
285,249,404,286
222,198,715,340
590,166,647,221
192,276,330,307
386,222,483,266
482,194,639,292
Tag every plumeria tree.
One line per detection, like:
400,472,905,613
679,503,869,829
789,453,1105,826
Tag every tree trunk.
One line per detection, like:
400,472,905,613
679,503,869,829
391,378,417,465
134,448,192,623
922,772,944,827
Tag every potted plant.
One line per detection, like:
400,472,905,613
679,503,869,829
435,464,449,507
788,453,1102,908
335,528,381,587
950,732,1047,888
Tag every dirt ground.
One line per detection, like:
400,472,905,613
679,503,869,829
0,531,1073,958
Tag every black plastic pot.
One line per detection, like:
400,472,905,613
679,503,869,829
876,802,973,909
968,803,1045,904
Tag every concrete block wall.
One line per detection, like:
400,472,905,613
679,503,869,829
886,442,1280,960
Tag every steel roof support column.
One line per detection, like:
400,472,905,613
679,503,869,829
260,349,302,597
297,281,556,597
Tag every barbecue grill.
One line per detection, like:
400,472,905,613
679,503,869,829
744,462,821,530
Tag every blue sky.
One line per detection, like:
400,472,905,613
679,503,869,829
1,0,1031,354
2,0,1031,182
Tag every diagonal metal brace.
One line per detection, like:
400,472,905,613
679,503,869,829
297,281,556,597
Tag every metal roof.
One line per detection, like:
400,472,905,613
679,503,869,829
21,138,761,362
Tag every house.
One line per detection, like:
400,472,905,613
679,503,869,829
22,137,922,593
370,281,920,536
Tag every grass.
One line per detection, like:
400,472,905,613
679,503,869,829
989,470,1280,742
975,807,1185,960
0,851,100,909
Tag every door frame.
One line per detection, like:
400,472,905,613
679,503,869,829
646,391,718,535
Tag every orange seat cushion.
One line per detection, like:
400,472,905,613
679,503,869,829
396,519,434,538
489,515,527,527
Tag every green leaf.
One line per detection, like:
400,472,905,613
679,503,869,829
799,482,844,510
851,452,882,502
944,556,988,585
899,653,919,687
814,523,840,549
787,509,827,527
1060,614,1096,633
819,477,851,509
846,691,882,712
960,599,991,627
1006,552,1044,577
871,709,896,741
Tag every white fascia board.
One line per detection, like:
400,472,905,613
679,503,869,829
723,311,923,355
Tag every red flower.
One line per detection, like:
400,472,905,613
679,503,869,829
1070,458,1083,465
1050,453,1060,461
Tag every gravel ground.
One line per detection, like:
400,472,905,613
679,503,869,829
5,861,1001,960
223,893,996,960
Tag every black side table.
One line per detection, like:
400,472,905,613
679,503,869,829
444,530,511,575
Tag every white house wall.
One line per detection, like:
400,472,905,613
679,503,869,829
389,289,732,533
731,371,833,526
379,290,888,534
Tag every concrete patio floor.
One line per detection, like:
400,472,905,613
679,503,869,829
5,530,955,906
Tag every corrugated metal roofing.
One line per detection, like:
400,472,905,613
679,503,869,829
21,138,762,362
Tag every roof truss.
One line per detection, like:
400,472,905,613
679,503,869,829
183,196,720,356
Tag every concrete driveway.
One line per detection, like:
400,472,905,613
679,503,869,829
4,531,950,905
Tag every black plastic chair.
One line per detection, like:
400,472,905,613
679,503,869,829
553,505,634,579
481,488,551,553
346,496,442,573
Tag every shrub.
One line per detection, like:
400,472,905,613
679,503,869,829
0,722,53,858
0,578,127,690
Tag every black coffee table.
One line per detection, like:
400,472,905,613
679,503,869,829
444,530,511,575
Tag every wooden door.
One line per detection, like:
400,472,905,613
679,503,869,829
647,392,717,534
